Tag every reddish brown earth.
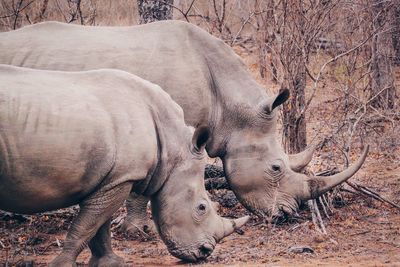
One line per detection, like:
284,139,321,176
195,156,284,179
1,183,399,267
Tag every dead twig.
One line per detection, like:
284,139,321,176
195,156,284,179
161,0,196,22
306,169,339,234
308,199,327,235
319,196,330,219
302,29,379,117
111,213,125,229
346,181,400,210
205,177,229,190
349,230,371,236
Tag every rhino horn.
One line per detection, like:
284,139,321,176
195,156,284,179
301,146,369,200
218,216,249,240
288,143,317,172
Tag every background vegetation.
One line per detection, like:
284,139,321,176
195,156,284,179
0,1,399,265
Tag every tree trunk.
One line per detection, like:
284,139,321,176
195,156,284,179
370,0,396,110
282,63,308,154
137,0,173,24
280,1,308,154
393,5,400,65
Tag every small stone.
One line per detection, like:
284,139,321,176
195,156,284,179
313,234,325,243
235,228,245,235
288,245,314,254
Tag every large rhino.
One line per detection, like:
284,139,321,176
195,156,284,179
0,65,249,266
0,21,368,228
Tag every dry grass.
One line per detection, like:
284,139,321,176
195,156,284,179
0,0,140,30
0,0,260,40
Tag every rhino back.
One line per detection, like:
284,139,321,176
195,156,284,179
0,66,161,213
0,21,263,127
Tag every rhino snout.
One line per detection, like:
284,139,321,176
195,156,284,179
197,243,214,259
183,242,215,262
166,238,216,262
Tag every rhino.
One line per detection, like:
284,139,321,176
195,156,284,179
0,65,249,266
0,20,368,230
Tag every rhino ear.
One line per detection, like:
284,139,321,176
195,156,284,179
192,126,210,152
263,88,290,114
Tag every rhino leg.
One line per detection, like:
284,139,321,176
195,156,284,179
120,192,155,235
49,183,131,267
88,219,125,267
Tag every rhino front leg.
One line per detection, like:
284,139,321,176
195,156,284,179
88,219,125,267
120,192,156,235
49,183,131,267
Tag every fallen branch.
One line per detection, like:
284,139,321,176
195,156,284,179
306,169,340,234
349,230,371,236
346,181,400,210
204,164,225,179
313,168,400,214
319,195,330,219
308,199,327,234
315,168,338,176
203,164,228,190
205,177,230,190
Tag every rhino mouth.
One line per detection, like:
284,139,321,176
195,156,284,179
233,189,300,219
165,238,216,262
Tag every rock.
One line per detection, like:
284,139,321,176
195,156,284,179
288,245,314,254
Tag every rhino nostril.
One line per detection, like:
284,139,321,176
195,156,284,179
199,243,214,257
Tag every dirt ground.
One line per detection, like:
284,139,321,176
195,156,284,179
1,157,399,267
1,51,400,267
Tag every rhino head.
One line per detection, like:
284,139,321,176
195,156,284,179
151,127,249,262
207,88,368,217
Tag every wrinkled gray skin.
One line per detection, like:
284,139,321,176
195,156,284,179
0,21,367,229
0,65,249,265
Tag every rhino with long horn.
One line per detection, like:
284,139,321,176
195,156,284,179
0,21,367,232
220,88,368,216
0,65,248,265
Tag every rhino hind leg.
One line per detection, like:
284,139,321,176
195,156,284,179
49,183,131,267
120,192,156,235
88,219,125,267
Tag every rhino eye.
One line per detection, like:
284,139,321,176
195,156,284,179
196,203,207,215
271,164,281,172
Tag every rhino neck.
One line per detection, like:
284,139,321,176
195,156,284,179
190,27,269,157
201,57,268,158
133,107,185,197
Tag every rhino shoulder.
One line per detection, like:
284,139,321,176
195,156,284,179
116,70,185,121
80,68,184,119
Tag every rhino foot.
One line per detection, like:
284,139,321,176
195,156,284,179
49,255,77,267
123,193,155,236
89,253,126,267
120,216,156,236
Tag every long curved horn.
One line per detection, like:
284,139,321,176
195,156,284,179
217,216,249,240
302,145,369,200
289,143,317,172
